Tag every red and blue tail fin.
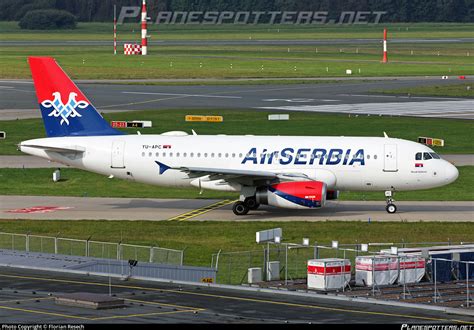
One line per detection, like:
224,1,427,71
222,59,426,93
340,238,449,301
29,57,123,137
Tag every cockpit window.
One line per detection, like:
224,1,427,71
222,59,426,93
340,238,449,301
415,152,422,160
430,152,441,159
423,152,432,160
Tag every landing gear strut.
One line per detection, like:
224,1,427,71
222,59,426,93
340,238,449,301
385,190,397,214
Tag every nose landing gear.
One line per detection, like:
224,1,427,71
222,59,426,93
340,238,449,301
385,190,397,214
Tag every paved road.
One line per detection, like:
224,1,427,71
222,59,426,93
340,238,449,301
0,268,471,324
1,195,472,222
1,154,472,168
1,78,472,120
2,37,474,47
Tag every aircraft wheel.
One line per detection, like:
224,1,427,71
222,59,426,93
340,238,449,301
386,203,397,214
245,197,260,210
233,201,250,216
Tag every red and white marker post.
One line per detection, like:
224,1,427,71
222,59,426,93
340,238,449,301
113,4,117,55
382,28,388,63
141,0,148,55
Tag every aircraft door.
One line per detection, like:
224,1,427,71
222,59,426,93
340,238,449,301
383,144,398,172
111,141,126,168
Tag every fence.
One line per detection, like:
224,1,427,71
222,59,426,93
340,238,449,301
0,232,184,266
211,243,368,285
211,241,473,286
430,258,473,308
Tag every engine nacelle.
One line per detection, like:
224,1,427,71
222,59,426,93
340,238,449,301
326,190,339,200
256,181,327,209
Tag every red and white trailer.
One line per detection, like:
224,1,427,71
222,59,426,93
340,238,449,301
397,255,426,284
307,258,351,290
355,255,398,286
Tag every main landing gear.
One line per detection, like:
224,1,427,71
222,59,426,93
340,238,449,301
385,190,397,214
232,197,260,216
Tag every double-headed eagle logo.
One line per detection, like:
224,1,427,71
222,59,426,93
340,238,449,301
41,92,89,125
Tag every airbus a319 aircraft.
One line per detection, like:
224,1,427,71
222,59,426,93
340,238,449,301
20,57,459,215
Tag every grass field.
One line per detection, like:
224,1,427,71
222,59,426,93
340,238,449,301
0,22,472,79
373,82,473,97
2,109,473,155
1,45,471,79
1,22,473,40
1,166,471,201
0,220,472,267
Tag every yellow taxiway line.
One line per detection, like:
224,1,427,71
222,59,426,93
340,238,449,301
167,199,235,221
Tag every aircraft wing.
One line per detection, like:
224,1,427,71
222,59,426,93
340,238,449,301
155,161,312,184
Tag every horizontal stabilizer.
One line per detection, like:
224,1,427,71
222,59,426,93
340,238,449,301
19,144,85,153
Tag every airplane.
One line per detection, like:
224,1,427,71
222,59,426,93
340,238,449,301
19,57,459,216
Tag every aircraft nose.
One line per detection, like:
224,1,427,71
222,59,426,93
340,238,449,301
445,163,459,184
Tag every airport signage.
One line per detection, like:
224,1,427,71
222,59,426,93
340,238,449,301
268,114,289,121
418,137,444,147
256,228,283,243
111,121,152,128
185,115,223,122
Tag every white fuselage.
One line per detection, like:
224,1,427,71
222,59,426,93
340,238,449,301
20,134,459,193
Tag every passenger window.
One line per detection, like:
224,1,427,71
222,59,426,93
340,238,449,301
374,155,377,160
430,153,441,159
423,152,432,160
415,152,422,160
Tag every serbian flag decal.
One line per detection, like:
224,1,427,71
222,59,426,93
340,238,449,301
415,163,424,168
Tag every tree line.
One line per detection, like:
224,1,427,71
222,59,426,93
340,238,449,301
1,0,473,23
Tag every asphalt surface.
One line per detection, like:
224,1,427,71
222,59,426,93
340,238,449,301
1,78,473,120
1,195,473,222
2,37,474,46
0,267,472,324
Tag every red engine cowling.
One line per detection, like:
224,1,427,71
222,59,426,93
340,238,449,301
256,181,327,209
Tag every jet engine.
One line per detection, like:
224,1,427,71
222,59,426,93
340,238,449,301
326,190,339,200
255,181,327,209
